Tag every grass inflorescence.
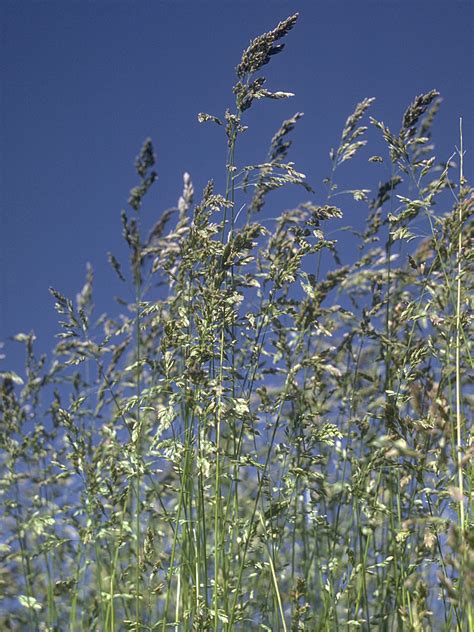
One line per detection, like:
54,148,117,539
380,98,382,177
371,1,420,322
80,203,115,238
1,13,472,632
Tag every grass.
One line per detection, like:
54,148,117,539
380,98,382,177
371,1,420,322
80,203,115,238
1,12,472,631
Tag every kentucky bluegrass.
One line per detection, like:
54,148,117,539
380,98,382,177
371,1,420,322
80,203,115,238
1,13,472,632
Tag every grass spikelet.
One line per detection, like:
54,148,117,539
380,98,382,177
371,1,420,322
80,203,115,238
236,13,299,79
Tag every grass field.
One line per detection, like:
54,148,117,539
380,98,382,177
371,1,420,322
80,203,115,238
1,13,472,631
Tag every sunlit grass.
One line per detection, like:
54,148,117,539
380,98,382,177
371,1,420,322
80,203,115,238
1,13,472,632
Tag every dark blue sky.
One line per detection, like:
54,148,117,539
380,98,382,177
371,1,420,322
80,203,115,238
1,0,472,372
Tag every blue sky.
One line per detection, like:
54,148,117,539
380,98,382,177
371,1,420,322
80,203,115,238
1,0,472,372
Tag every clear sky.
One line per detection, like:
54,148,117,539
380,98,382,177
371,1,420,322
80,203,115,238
1,0,472,371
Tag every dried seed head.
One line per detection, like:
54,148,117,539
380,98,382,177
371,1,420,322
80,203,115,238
402,90,440,132
236,13,299,79
135,138,156,177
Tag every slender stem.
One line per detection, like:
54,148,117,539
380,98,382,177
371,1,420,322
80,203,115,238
455,118,469,631
134,261,143,627
455,117,465,534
